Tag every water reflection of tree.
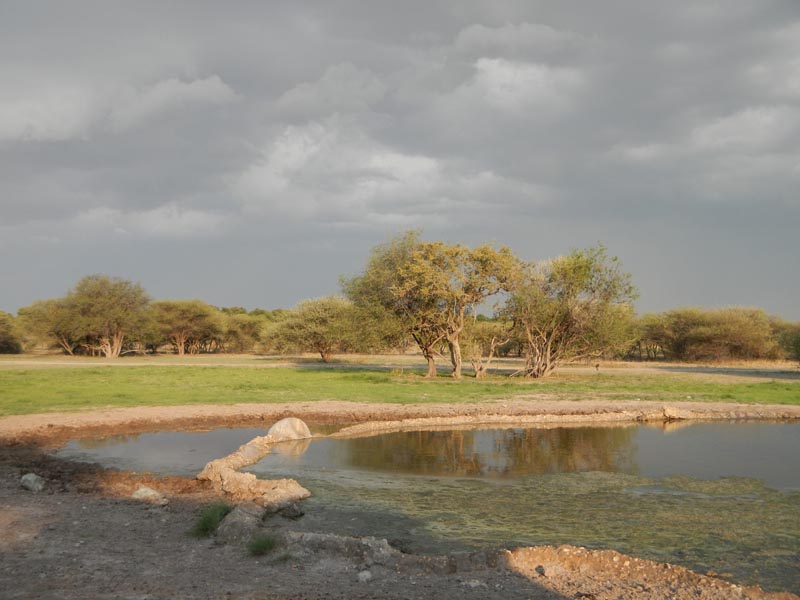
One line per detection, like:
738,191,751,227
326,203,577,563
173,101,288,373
344,427,638,478
77,434,141,449
345,430,483,476
496,427,637,476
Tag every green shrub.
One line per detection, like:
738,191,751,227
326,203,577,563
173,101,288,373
247,533,280,556
190,502,232,538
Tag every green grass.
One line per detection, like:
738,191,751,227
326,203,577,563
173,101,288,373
247,533,280,556
0,360,798,417
190,502,232,538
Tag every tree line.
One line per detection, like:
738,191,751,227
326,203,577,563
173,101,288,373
1,232,798,377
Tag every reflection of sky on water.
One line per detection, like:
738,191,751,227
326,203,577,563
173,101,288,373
56,428,266,475
636,423,800,491
55,423,800,491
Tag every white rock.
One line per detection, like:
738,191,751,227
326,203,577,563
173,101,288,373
131,485,168,505
357,570,372,583
267,417,312,441
20,473,46,492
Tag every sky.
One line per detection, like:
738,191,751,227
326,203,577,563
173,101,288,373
1,1,799,319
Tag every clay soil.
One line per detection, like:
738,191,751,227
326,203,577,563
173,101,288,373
2,400,799,600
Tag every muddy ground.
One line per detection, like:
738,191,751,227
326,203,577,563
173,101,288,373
2,400,799,599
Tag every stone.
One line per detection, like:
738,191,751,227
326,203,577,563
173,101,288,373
197,423,312,507
266,417,312,441
219,471,311,509
216,503,264,544
278,503,305,520
357,570,372,583
20,473,45,492
131,486,168,505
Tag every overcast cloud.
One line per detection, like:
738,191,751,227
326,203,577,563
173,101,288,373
1,1,798,318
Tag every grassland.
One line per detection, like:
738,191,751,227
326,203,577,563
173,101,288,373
0,354,798,417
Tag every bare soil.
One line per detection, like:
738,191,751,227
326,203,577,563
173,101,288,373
2,401,799,599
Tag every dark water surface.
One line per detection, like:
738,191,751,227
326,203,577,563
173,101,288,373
56,422,800,593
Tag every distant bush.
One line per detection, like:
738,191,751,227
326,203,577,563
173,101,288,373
0,311,22,354
631,307,789,362
774,321,800,363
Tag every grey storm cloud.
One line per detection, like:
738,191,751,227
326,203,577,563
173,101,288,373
1,0,799,318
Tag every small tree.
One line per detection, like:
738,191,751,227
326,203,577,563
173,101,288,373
464,318,511,378
630,313,669,360
17,299,83,354
0,311,22,354
151,300,223,355
268,296,356,362
774,320,800,364
504,245,637,378
220,311,266,354
67,275,151,358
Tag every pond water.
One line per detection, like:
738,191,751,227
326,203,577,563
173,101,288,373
56,422,800,593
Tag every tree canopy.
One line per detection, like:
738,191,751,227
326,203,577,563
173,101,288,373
343,231,519,378
151,300,223,356
66,275,151,358
503,245,637,378
267,296,358,362
0,311,22,354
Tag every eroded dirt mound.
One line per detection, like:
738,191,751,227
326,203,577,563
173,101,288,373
504,545,798,600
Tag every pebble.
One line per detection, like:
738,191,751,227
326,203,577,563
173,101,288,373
20,473,46,492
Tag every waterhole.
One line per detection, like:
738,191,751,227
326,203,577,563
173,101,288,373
56,422,800,593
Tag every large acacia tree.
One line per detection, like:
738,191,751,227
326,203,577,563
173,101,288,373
343,231,441,376
395,241,519,378
343,232,519,378
67,275,151,358
503,245,637,378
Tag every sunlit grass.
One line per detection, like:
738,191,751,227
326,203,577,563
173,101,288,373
0,357,797,417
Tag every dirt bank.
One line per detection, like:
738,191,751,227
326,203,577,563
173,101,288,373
3,399,800,446
2,401,799,599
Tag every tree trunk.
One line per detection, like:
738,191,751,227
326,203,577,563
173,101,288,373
524,343,554,378
173,333,187,356
449,340,462,379
423,348,437,377
106,332,125,358
56,335,74,356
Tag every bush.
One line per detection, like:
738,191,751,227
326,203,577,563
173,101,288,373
247,533,280,556
639,307,781,362
190,502,232,538
0,312,22,354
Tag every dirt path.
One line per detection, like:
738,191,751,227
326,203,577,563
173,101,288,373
2,401,799,599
